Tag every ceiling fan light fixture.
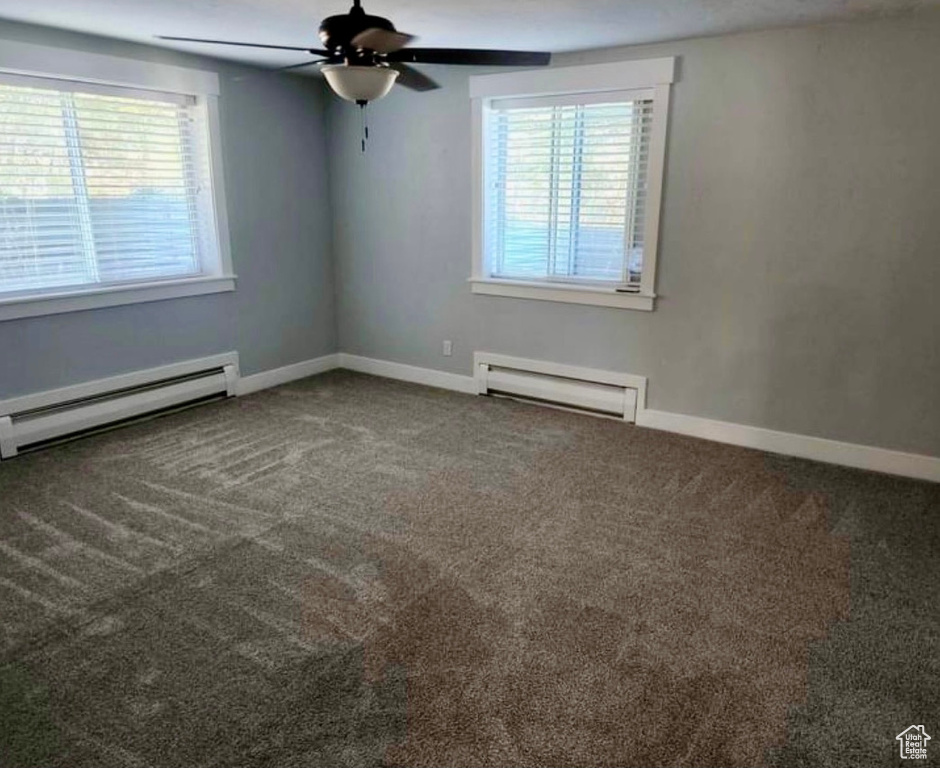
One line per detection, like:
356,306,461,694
322,64,399,103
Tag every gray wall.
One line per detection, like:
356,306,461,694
0,20,335,398
329,12,940,456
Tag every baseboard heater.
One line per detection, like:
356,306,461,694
474,352,646,423
0,352,239,459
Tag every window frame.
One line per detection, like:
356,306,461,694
0,40,234,322
469,58,674,311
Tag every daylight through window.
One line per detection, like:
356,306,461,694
0,74,219,297
485,92,653,290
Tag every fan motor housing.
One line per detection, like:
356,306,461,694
318,10,396,55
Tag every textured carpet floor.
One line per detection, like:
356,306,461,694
0,370,937,767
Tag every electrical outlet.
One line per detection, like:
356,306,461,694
442,340,453,357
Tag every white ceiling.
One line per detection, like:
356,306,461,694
0,0,934,70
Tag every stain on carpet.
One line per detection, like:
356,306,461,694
0,370,937,767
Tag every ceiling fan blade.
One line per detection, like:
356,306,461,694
273,60,330,73
157,36,328,55
386,48,551,66
387,62,440,92
351,28,415,54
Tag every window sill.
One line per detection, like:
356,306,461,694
0,275,237,322
469,278,655,311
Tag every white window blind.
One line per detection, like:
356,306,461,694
0,74,217,297
485,92,654,289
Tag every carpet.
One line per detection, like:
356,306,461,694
0,370,937,767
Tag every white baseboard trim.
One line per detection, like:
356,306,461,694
636,408,940,484
337,353,478,395
236,354,340,396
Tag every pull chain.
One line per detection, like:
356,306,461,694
357,100,369,153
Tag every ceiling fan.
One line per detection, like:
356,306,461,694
159,0,551,104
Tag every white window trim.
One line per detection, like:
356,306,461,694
469,57,674,311
0,276,236,321
0,40,235,322
0,39,220,97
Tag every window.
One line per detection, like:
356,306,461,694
486,93,651,287
470,59,674,310
0,43,232,321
